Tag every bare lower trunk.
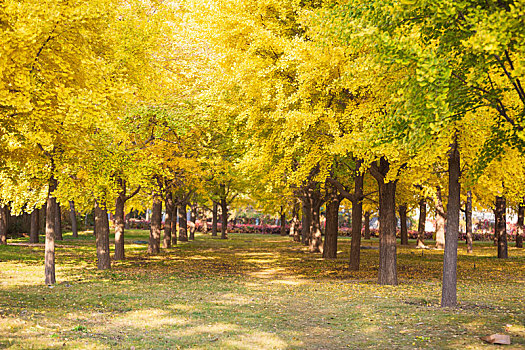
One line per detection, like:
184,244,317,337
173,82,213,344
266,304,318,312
178,202,188,242
202,208,208,233
517,201,524,248
30,208,39,243
211,202,218,237
378,181,397,285
220,197,228,239
417,199,426,248
55,203,62,241
148,196,162,254
496,196,508,259
301,197,312,245
189,203,197,240
399,204,408,245
435,186,446,249
349,170,364,270
45,180,57,284
364,211,370,240
0,206,7,245
280,207,286,236
164,193,173,248
291,202,300,242
465,191,473,253
441,140,460,308
114,194,126,260
309,203,322,253
94,201,111,270
171,205,178,245
69,201,78,238
323,183,340,258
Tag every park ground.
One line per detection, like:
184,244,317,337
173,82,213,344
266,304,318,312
0,231,524,349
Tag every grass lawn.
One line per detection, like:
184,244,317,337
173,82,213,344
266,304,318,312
0,230,524,349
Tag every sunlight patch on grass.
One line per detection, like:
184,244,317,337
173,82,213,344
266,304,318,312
113,309,189,328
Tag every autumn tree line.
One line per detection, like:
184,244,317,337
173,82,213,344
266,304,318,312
1,0,525,308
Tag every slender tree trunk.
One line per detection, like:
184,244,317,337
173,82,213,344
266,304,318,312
301,196,312,245
280,206,287,236
178,201,188,242
465,191,473,253
322,184,340,259
69,201,78,238
378,181,397,285
0,205,8,245
309,200,323,253
189,203,197,240
220,197,228,239
517,201,524,248
30,208,39,243
364,211,370,240
202,208,208,234
45,179,57,284
171,205,178,246
163,193,173,249
94,201,111,270
114,194,126,260
399,204,408,245
435,186,446,249
349,169,364,270
291,202,300,242
55,203,62,241
441,140,460,308
417,199,426,248
495,196,508,259
211,202,218,237
148,196,162,254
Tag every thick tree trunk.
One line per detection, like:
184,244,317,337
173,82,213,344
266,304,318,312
55,203,62,241
148,196,162,254
399,204,408,245
211,202,218,237
301,197,312,245
309,201,323,253
417,199,426,248
178,202,188,242
290,202,300,242
69,201,78,238
435,186,446,249
441,140,460,308
322,185,340,259
220,197,228,239
114,194,126,260
171,205,178,246
94,201,111,270
189,203,197,240
280,207,286,236
0,206,8,245
465,191,473,253
517,201,524,248
364,211,371,240
45,180,57,284
495,196,508,259
349,171,364,270
30,208,39,243
163,193,173,249
378,181,397,285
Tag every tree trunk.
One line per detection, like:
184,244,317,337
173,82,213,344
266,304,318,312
435,186,446,249
171,205,178,246
163,193,173,249
309,188,323,253
301,196,312,245
441,140,460,308
30,208,39,243
291,202,300,242
45,179,57,285
220,197,228,239
69,201,78,238
465,191,473,253
202,208,208,234
378,181,397,285
55,203,62,241
280,206,286,236
364,211,370,240
212,202,218,237
322,183,340,259
189,203,197,240
114,194,126,260
0,205,8,245
178,201,188,242
94,201,111,270
417,199,426,248
349,169,364,270
517,201,524,248
399,204,408,245
495,196,508,259
148,196,162,254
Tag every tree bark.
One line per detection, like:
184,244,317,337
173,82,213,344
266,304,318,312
94,201,111,270
517,200,524,248
399,204,408,245
441,140,460,308
171,205,178,246
45,179,57,284
465,191,473,253
435,186,446,249
309,190,323,253
495,196,508,259
417,199,426,248
364,211,371,240
220,197,228,239
114,193,126,260
322,183,340,259
55,203,62,241
178,201,188,242
148,196,162,254
163,193,173,248
0,205,8,245
189,203,197,240
69,201,78,238
349,169,364,270
30,208,39,243
280,206,286,236
290,201,300,242
211,202,218,237
301,196,312,245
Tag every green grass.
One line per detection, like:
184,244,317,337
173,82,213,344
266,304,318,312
0,230,524,349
